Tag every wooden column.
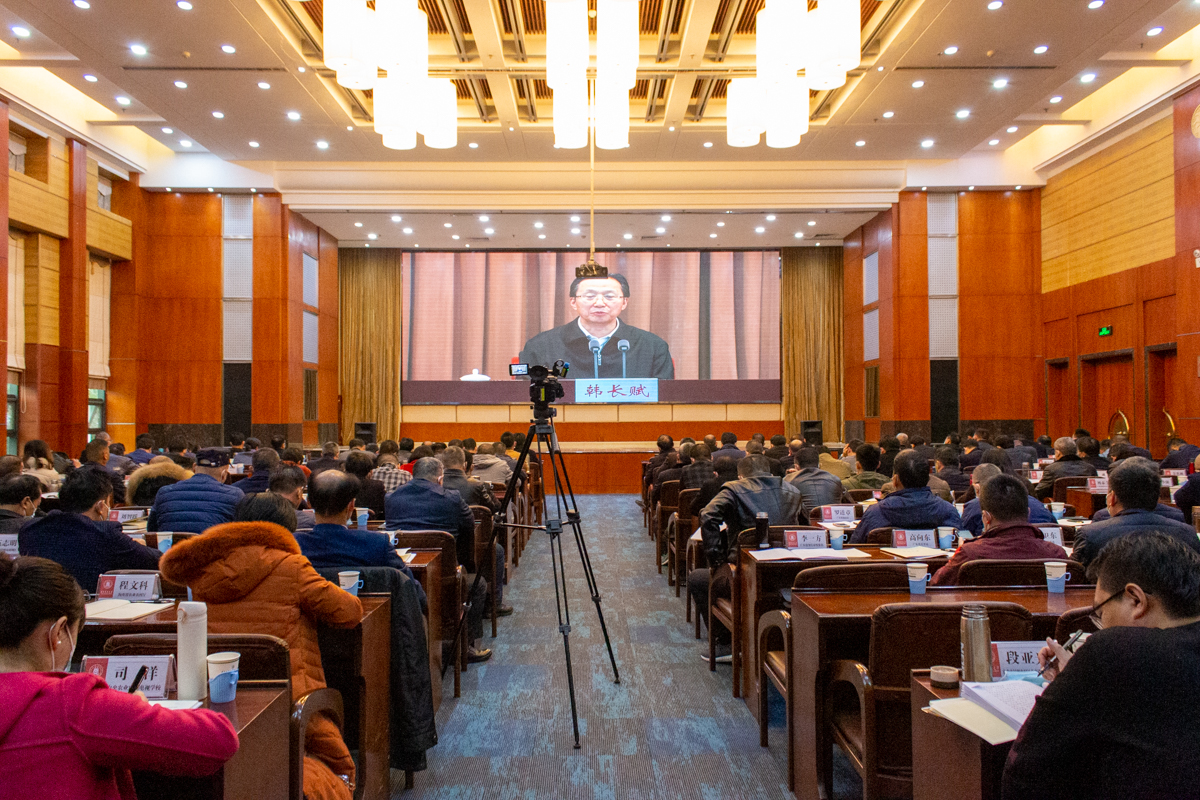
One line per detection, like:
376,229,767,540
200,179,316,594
108,174,144,449
0,100,8,385
58,139,89,453
23,233,61,447
1174,85,1200,444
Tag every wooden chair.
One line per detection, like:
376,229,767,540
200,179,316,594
864,527,895,546
957,558,1088,587
469,506,499,638
669,488,700,595
685,535,707,634
654,480,681,575
105,633,346,800
641,461,652,529
794,563,911,590
391,530,468,697
1054,606,1099,643
1053,476,1089,503
845,489,878,503
707,563,740,696
824,602,1033,800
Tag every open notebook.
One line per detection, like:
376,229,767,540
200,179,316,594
926,680,1045,745
85,599,175,620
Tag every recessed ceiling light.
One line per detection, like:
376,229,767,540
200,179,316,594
221,44,236,53
1081,73,1096,83
987,0,1002,8
452,234,460,240
174,80,187,89
485,227,495,234
765,214,776,221
912,80,925,88
703,142,713,148
368,233,378,240
921,139,935,148
993,78,1008,89
1088,0,1103,8
570,215,581,222
1050,95,1063,103
656,227,665,233
1015,185,1023,190
443,222,452,228
534,221,543,228
180,140,192,147
755,226,765,233
465,244,470,248
717,221,725,227
794,232,804,238
1034,45,1048,54
855,140,866,147
258,81,271,90
354,222,363,227
84,73,98,82
251,188,257,193
882,111,894,118
414,244,419,247
509,126,514,131
468,142,478,148
365,243,370,247
538,234,546,239
249,141,259,148
623,233,633,240
1147,26,1163,36
207,187,214,192
116,95,131,106
1007,126,1018,133
944,45,959,55
709,233,717,238
287,111,301,121
392,215,402,222
74,0,91,8
877,66,884,71
989,139,1000,146
968,186,975,190
921,186,927,191
161,127,173,134
212,111,225,119
129,43,147,55
807,220,816,226
316,140,328,149
402,227,412,234
165,187,172,191
177,1,193,8
478,215,489,221
10,25,31,39
298,66,306,73
570,227,580,234
669,126,675,131
956,109,970,119
661,215,671,221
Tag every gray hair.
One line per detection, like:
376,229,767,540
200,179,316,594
971,462,1003,488
322,440,339,456
1053,437,1077,457
438,446,467,470
412,456,444,481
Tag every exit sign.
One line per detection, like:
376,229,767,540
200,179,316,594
1098,326,1113,337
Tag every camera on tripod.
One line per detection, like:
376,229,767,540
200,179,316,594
510,360,570,417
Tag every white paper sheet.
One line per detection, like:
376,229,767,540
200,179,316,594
148,700,203,710
880,546,947,559
926,698,1021,745
86,601,175,620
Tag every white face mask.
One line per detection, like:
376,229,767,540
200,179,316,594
48,619,76,673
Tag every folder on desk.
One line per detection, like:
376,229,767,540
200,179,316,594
85,599,175,620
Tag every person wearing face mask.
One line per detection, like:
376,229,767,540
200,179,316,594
17,465,159,594
0,474,43,533
0,554,239,799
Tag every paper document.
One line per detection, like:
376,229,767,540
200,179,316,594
926,698,1020,745
960,679,1044,731
881,546,947,559
817,521,857,531
148,700,203,710
86,600,174,620
689,529,702,542
748,547,872,562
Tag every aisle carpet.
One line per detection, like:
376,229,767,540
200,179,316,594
394,494,862,798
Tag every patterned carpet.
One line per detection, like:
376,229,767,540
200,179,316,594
394,494,862,799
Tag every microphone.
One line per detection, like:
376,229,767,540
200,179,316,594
617,339,630,379
590,340,602,378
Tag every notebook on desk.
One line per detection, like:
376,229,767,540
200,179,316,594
85,599,175,620
881,546,947,559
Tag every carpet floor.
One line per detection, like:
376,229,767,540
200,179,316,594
394,494,863,798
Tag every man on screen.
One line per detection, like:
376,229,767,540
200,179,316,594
519,273,674,379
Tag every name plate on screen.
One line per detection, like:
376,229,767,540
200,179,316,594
1087,477,1109,494
1038,526,1064,547
990,642,1044,679
96,572,162,601
574,379,658,403
820,505,856,523
785,529,827,549
893,529,937,548
109,508,148,523
81,655,176,698
0,533,16,556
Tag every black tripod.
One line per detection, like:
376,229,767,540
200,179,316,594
446,383,621,748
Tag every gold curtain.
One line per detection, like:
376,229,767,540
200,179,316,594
781,246,844,442
339,248,404,442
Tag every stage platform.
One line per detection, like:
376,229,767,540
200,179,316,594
535,442,656,494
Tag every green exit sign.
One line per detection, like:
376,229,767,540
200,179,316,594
1098,326,1113,337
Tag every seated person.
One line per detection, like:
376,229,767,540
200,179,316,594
1078,436,1112,473
818,446,853,480
1174,453,1200,525
470,443,513,485
682,444,716,490
269,465,316,528
851,450,962,544
127,433,157,465
932,474,1067,585
307,442,344,480
1033,437,1098,500
385,457,491,663
22,439,61,492
1161,437,1200,471
338,438,368,462
764,434,789,461
293,472,425,610
841,443,889,492
370,453,411,496
648,435,677,472
1002,533,1200,799
236,447,281,495
0,474,41,534
1091,500,1185,524
125,455,192,507
692,456,739,511
160,513,362,800
958,464,1055,537
232,435,259,466
878,436,902,477
958,437,985,469
0,554,238,795
281,446,311,479
438,447,509,615
344,451,385,518
400,445,435,474
785,445,845,519
712,432,745,461
80,438,126,505
148,449,244,534
882,468,954,502
1073,457,1200,568
687,455,802,663
18,465,159,592
935,446,972,494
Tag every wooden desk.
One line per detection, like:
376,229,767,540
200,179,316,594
910,675,1011,800
737,546,949,723
132,685,290,800
407,549,443,710
789,587,1092,800
1065,488,1105,519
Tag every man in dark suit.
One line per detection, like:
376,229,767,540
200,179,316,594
439,446,510,615
307,441,344,480
344,450,387,518
764,434,789,461
935,446,972,494
878,436,902,477
1112,434,1153,461
647,435,676,474
385,457,491,661
1033,437,1098,500
1078,436,1112,473
236,447,280,495
1161,438,1200,471
713,432,745,461
682,444,716,490
909,435,936,463
785,446,844,518
519,273,674,379
959,438,985,469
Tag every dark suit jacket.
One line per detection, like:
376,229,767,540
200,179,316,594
1033,455,1098,499
1162,444,1200,471
18,510,160,592
959,448,984,468
713,445,746,461
307,455,344,481
295,523,424,607
764,445,789,461
519,319,674,379
937,467,972,493
1073,508,1200,567
236,472,271,494
441,468,498,513
385,478,477,572
356,477,388,518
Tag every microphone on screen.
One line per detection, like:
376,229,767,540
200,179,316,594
590,340,602,378
617,339,630,379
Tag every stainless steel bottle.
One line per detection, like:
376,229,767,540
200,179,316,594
960,604,993,682
755,511,770,549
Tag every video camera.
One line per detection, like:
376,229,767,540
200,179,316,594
509,360,570,418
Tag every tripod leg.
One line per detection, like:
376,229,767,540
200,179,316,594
551,530,582,749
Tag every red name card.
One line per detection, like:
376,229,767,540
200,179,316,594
82,655,176,698
96,572,162,601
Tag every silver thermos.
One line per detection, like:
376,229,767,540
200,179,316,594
960,604,993,682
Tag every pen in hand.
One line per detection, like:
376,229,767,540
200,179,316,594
127,665,148,694
1037,629,1085,677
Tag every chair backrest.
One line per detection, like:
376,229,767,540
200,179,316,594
469,506,494,576
866,602,1033,773
104,632,291,683
1054,606,1099,643
659,479,680,508
1053,476,1088,502
957,558,1088,587
865,526,894,545
845,489,877,503
793,563,910,590
677,488,701,522
391,530,460,630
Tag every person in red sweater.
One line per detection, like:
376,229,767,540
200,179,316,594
0,554,239,800
932,473,1068,585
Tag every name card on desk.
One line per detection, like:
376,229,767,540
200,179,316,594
820,505,856,523
1028,470,1044,481
1038,458,1055,467
0,533,16,556
990,642,1044,679
96,572,162,601
1086,477,1109,494
574,379,658,403
893,529,937,548
785,529,827,549
108,508,148,523
81,655,176,698
1164,469,1187,478
1038,526,1064,547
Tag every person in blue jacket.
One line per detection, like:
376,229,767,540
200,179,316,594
959,463,1056,537
851,450,963,544
148,449,243,534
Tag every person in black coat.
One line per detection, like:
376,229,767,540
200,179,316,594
934,446,972,494
437,447,509,615
1033,437,1098,499
1161,438,1200,471
235,448,280,495
344,450,387,518
519,273,674,380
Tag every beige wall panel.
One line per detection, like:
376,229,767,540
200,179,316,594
24,233,59,346
673,403,727,421
400,404,457,422
87,208,133,260
618,403,672,422
1042,217,1175,293
9,172,69,238
560,404,620,422
509,404,534,423
86,158,99,211
727,403,783,420
454,404,512,423
1042,117,1172,196
1042,178,1174,262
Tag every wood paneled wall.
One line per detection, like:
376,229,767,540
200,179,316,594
781,246,844,442
1041,116,1174,293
